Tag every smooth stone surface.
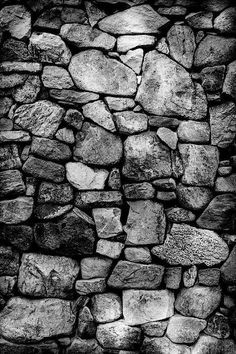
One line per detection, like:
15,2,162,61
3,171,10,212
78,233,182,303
42,66,73,89
177,121,210,143
117,34,155,53
141,336,191,354
105,96,135,111
92,208,123,238
0,197,33,224
38,182,73,204
0,246,19,276
75,278,106,295
23,156,65,182
91,293,122,323
81,257,112,279
157,127,178,150
82,100,116,132
223,60,236,100
113,111,148,135
0,5,31,40
31,137,71,161
96,240,124,259
176,184,213,211
0,170,25,197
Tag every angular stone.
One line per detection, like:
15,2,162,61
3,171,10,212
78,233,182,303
91,293,122,323
158,5,187,15
0,38,32,62
179,144,219,186
157,127,178,150
75,191,123,209
156,36,169,54
183,265,197,288
156,191,176,202
0,97,13,118
198,268,220,286
1,225,33,251
191,335,236,354
12,75,41,104
108,261,164,289
141,321,168,337
124,247,152,264
67,338,103,354
153,178,176,190
33,6,62,30
215,175,236,193
123,289,174,325
117,34,156,53
177,121,210,143
164,267,182,290
31,137,71,162
114,111,148,135
77,305,96,338
92,208,123,238
85,1,106,27
123,183,155,200
38,182,73,205
176,184,213,211
205,312,230,339
0,131,31,143
0,73,27,89
14,100,65,138
82,100,116,132
175,285,221,319
221,245,236,284
0,297,75,343
214,7,236,34
0,276,17,297
194,35,236,67
136,51,207,120
0,338,59,354
49,89,99,105
124,200,166,245
0,170,25,197
141,336,191,354
186,11,213,29
29,32,71,65
0,246,19,276
69,50,137,96
223,61,236,100
34,204,72,220
56,128,75,144
75,278,106,295
74,123,123,166
120,48,143,74
81,257,112,279
42,66,73,89
96,240,124,259
23,156,65,182
166,207,196,223
167,315,206,343
0,5,31,39
105,96,135,111
0,197,33,225
152,223,229,266
200,65,225,92
218,166,232,177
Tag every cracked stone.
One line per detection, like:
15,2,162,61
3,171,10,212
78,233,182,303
92,208,123,238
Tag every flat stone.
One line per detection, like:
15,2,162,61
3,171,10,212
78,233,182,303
123,183,155,200
56,128,75,144
183,265,197,288
38,182,73,204
91,293,122,323
200,65,225,92
0,131,31,143
124,247,152,264
105,97,135,111
166,315,206,343
123,289,174,325
92,208,123,238
69,50,137,96
0,62,41,74
117,34,155,53
34,204,73,220
221,245,236,284
75,191,123,209
113,111,148,134
158,5,187,15
96,240,124,259
214,7,236,34
152,223,229,266
223,60,236,100
215,175,236,193
124,200,166,245
0,338,59,354
0,97,13,118
23,156,65,182
179,144,219,186
177,121,210,143
120,48,143,74
141,336,190,354
12,75,41,103
108,168,121,190
66,162,108,190
0,276,17,297
136,51,207,119
198,268,220,286
0,297,75,343
191,335,236,354
176,184,213,211
164,267,182,290
74,122,123,166
152,178,176,190
42,66,73,89
0,197,33,225
0,170,25,197
1,225,33,251
157,127,178,150
50,89,99,105
14,100,65,138
166,207,196,223
156,191,176,202
82,100,116,132
75,278,106,295
175,285,222,319
0,246,19,276
205,312,230,339
108,261,164,289
31,137,71,162
81,257,112,279
186,11,213,29
0,5,31,39
0,73,27,89
141,321,168,337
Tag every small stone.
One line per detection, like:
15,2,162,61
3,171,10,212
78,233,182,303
77,306,96,339
75,278,106,295
191,335,236,354
198,268,220,286
177,121,210,143
166,207,196,223
0,97,13,118
156,191,176,202
215,175,236,193
183,265,197,288
113,111,148,135
38,182,73,204
0,131,31,143
67,338,103,354
64,109,84,130
0,145,21,171
120,48,143,74
12,75,41,103
214,7,236,34
85,1,106,27
156,37,169,54
92,208,123,238
158,6,187,15
105,97,135,111
141,321,168,337
56,128,75,144
23,156,65,182
167,315,206,344
61,7,87,24
141,336,191,354
123,183,155,200
0,246,19,276
200,65,225,92
221,245,236,285
0,5,31,39
91,293,122,323
0,197,33,225
186,11,213,29
0,38,32,62
117,34,156,53
34,204,73,220
96,240,124,259
124,247,151,264
81,257,112,279
0,62,41,73
223,60,236,100
152,178,176,190
75,191,123,209
0,170,25,197
82,100,116,132
0,276,17,297
1,225,33,251
205,312,230,339
176,184,213,211
42,66,73,89
50,89,99,105
25,177,37,197
164,267,182,290
0,73,27,89
108,168,121,190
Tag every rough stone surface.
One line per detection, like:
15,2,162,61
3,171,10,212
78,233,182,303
31,137,71,161
205,312,230,339
124,247,152,264
0,197,33,224
166,207,196,223
42,66,73,89
96,240,124,259
166,315,206,343
0,5,31,40
117,34,156,52
92,208,123,238
177,121,210,143
23,156,65,182
191,335,236,354
75,278,106,295
12,75,41,104
82,100,116,132
176,184,213,211
113,111,148,135
0,246,19,276
157,127,178,150
91,293,122,323
200,65,225,92
38,182,73,204
223,61,236,100
221,246,236,285
215,175,236,193
81,257,112,279
75,191,123,209
141,321,168,337
0,170,25,197
141,336,191,354
123,183,155,200
198,268,220,287
214,7,236,34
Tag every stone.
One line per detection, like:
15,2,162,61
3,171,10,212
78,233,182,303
75,191,123,209
0,339,59,354
0,38,32,62
221,245,236,284
117,34,156,53
177,121,210,143
74,123,123,166
123,289,174,325
96,240,124,259
113,111,148,135
66,162,108,190
124,200,166,245
75,278,106,295
81,257,112,279
196,194,236,231
156,191,176,202
34,204,73,220
91,293,122,323
29,32,71,65
38,182,73,205
77,306,96,338
33,7,62,30
69,50,137,96
82,100,116,132
50,89,99,105
176,184,213,211
200,65,225,92
120,49,143,74
179,144,219,186
0,73,27,89
67,338,103,354
157,127,178,150
194,35,236,67
167,25,195,69
218,166,233,176
108,168,121,190
186,11,213,29
97,320,141,350
0,197,33,225
12,75,41,103
191,335,236,354
0,97,13,118
42,66,73,89
158,6,187,15
25,177,37,197
123,183,155,200
14,100,65,138
124,247,151,264
215,175,236,193
61,7,87,24
0,62,41,74
0,170,25,197
175,285,221,318
0,297,75,343
92,208,123,238
123,132,172,181
105,97,135,111
18,253,80,298
166,207,196,223
141,336,191,354
136,51,207,120
0,5,31,39
108,261,164,289
183,266,197,288
210,102,236,149
85,1,106,27
60,24,115,51
32,137,71,162
156,37,169,54
0,131,31,143
56,128,75,144
64,109,84,130
141,321,168,337
223,61,236,100
166,315,206,344
23,156,65,182
214,7,236,34
198,268,220,286
205,312,230,339
1,225,33,251
152,223,229,266
164,267,182,290
0,276,17,297
0,246,19,276
152,178,176,190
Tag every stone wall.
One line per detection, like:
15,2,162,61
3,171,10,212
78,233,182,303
0,0,236,353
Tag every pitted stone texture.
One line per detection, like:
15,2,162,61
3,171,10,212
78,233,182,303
205,312,230,339
166,207,196,223
141,336,191,354
215,175,236,193
96,240,124,259
1,225,33,252
12,75,41,104
0,246,19,276
69,50,137,96
0,73,28,89
191,335,236,354
92,208,123,238
50,89,99,105
23,156,65,183
123,182,155,200
152,223,229,266
141,321,168,337
82,100,116,132
0,276,17,297
105,96,135,111
0,197,33,225
85,1,106,27
0,131,31,144
0,5,31,40
214,7,236,34
0,38,32,62
42,66,73,89
0,170,25,198
75,191,123,209
200,65,225,92
38,182,73,204
91,293,122,323
176,184,213,211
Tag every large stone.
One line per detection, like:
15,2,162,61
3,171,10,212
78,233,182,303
92,208,123,238
0,5,31,39
215,175,236,193
117,34,156,52
122,131,171,181
12,75,41,103
223,61,236,100
141,336,190,354
0,246,19,276
123,289,174,325
91,293,122,323
23,156,65,182
221,245,236,284
175,285,221,319
82,100,116,132
124,200,166,245
42,66,73,89
108,261,164,289
74,123,123,166
176,184,213,211
177,121,210,143
69,50,137,96
214,7,236,34
136,51,207,119
0,297,75,343
179,144,219,186
191,335,236,354
0,145,21,171
0,197,33,224
152,223,229,266
14,100,65,138
0,73,27,89
18,253,80,298
0,170,25,197
113,111,148,135
31,137,71,161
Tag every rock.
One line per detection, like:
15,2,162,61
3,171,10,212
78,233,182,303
96,240,124,259
191,335,236,354
33,6,62,30
29,32,71,65
75,278,106,295
0,276,17,296
0,62,42,74
66,162,108,190
64,109,84,130
18,253,80,298
157,127,178,150
0,144,21,171
108,168,121,190
156,191,176,202
136,51,207,119
32,138,71,162
117,34,156,53
164,267,182,290
120,48,143,74
176,184,213,211
0,170,25,197
42,66,73,89
50,89,99,105
177,121,210,143
166,315,206,344
60,24,115,51
0,197,33,225
183,265,197,288
105,97,135,111
153,178,176,190
205,312,230,339
124,247,151,264
97,320,141,350
179,144,219,186
23,156,65,182
0,97,13,118
75,191,123,209
108,261,164,289
200,65,225,92
196,194,236,230
69,50,137,96
61,7,87,24
81,257,112,279
158,5,187,15
124,200,166,245
1,225,33,251
97,0,145,4
0,73,27,89
0,297,75,343
186,11,213,29
194,35,236,67
218,166,232,176
123,289,174,325
152,223,229,266
92,208,123,238
221,245,236,284
0,5,31,39
77,305,96,338
167,25,195,69
156,37,169,54
198,268,220,286
56,128,75,144
0,131,31,143
141,336,191,354
223,61,236,100
12,75,41,103
175,285,221,318
113,111,148,135
210,102,236,149
91,293,122,323
166,207,196,223
122,132,172,181
0,339,59,354
123,183,155,200
38,182,73,204
34,204,73,220
74,123,123,166
82,100,116,132
85,1,106,27
141,321,168,337
214,7,236,34
215,175,236,193
67,338,103,354
0,38,32,61
0,246,19,276
14,100,65,138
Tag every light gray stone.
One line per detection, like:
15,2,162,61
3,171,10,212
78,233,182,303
31,137,71,161
141,336,191,354
0,170,25,197
0,73,27,89
164,267,182,290
96,240,124,259
215,175,236,193
75,278,106,295
56,128,74,144
177,121,210,143
124,247,151,264
214,7,236,34
0,131,31,143
42,66,73,89
176,184,213,211
183,265,197,288
91,293,122,323
157,127,178,150
0,197,33,225
50,89,99,105
81,257,112,279
75,191,123,209
105,97,135,111
0,5,31,39
85,1,106,27
191,335,236,354
82,100,116,132
120,48,143,74
198,268,220,286
12,75,41,103
186,11,213,29
113,111,148,134
92,208,123,238
141,321,168,337
223,60,236,100
0,62,41,73
117,34,155,53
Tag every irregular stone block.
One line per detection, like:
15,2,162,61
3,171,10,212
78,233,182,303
0,275,17,297
0,338,59,354
49,89,99,105
82,100,116,132
177,121,210,143
96,240,124,259
0,170,25,197
166,207,196,223
31,137,71,161
164,267,182,290
141,336,191,354
38,182,73,204
81,257,112,279
0,197,33,224
223,60,236,100
200,65,225,92
123,183,155,200
105,96,135,111
221,245,236,285
42,66,73,89
205,312,230,339
198,268,220,286
75,191,123,209
0,5,31,40
141,321,168,337
92,208,123,238
75,278,106,295
91,293,122,323
117,34,155,52
0,246,19,276
113,111,148,135
176,184,213,211
77,306,96,339
67,338,103,354
0,131,31,143
23,156,65,182
124,247,152,264
191,335,236,354
214,7,236,34
1,225,33,251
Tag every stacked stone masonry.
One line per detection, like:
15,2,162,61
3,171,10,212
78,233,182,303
0,0,236,353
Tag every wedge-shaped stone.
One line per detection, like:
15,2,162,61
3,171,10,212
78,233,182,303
92,208,123,238
215,175,236,193
0,197,33,225
117,34,156,53
141,336,191,354
152,223,229,266
82,100,116,132
34,204,73,220
23,156,65,182
0,5,31,40
0,170,25,197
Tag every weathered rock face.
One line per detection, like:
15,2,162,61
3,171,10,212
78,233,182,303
92,208,123,238
141,336,191,354
91,293,122,323
0,170,25,198
191,335,236,354
0,197,34,224
0,246,19,276
221,246,236,285
0,5,31,40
